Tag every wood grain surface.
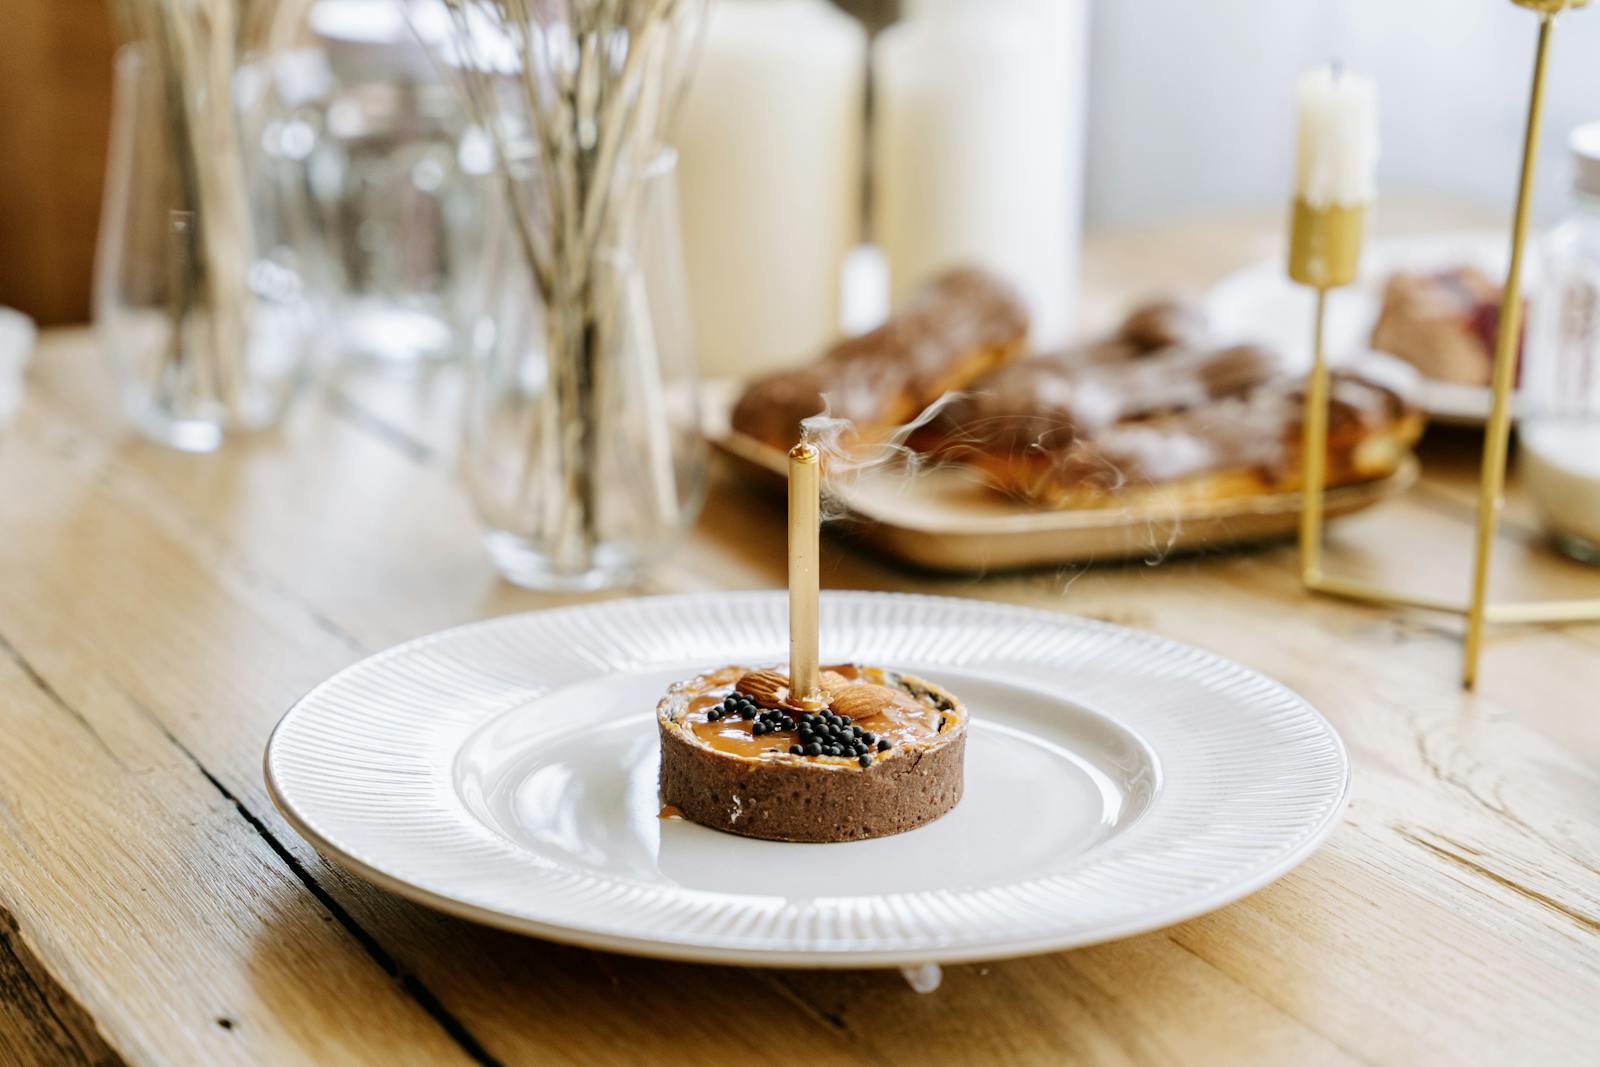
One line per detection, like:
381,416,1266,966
0,211,1596,1066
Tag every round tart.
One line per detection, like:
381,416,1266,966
656,664,967,843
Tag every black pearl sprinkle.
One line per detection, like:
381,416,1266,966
750,697,915,766
707,709,722,721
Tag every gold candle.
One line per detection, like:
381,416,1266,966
787,442,821,702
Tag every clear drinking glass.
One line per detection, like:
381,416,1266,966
94,44,323,453
462,148,707,590
1520,122,1600,564
293,0,492,368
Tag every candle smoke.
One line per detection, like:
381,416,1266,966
798,391,971,524
795,389,1185,567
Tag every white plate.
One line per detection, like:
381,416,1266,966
1206,231,1526,426
265,592,1349,968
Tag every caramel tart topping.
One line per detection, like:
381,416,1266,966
679,665,948,765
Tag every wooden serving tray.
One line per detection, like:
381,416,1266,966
706,383,1418,573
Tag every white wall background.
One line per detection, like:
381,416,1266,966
1085,0,1600,228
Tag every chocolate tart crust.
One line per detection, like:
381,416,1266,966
657,670,967,843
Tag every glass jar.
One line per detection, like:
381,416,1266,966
461,148,707,590
95,42,323,453
1520,122,1600,564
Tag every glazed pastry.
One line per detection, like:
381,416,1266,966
657,663,967,842
916,294,1423,508
1115,297,1212,353
942,359,1423,509
1369,266,1511,386
919,341,1282,456
730,267,1028,451
1034,299,1213,369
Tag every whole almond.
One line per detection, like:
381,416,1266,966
828,683,898,721
735,669,789,708
817,669,852,695
738,668,861,709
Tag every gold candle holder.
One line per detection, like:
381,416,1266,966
1293,201,1365,591
1297,0,1600,689
1288,201,1366,291
787,442,821,702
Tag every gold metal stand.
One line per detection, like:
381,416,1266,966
1298,0,1600,689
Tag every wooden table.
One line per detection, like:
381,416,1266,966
2,212,1597,1066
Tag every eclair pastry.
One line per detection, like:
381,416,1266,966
944,368,1422,509
730,267,1029,452
920,303,1424,509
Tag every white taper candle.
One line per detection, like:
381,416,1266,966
1293,64,1380,210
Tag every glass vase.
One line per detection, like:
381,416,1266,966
94,40,322,453
291,2,494,369
1520,123,1600,564
463,148,706,590
435,0,710,589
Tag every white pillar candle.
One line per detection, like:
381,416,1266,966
670,0,866,379
1293,64,1379,209
873,0,1085,347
